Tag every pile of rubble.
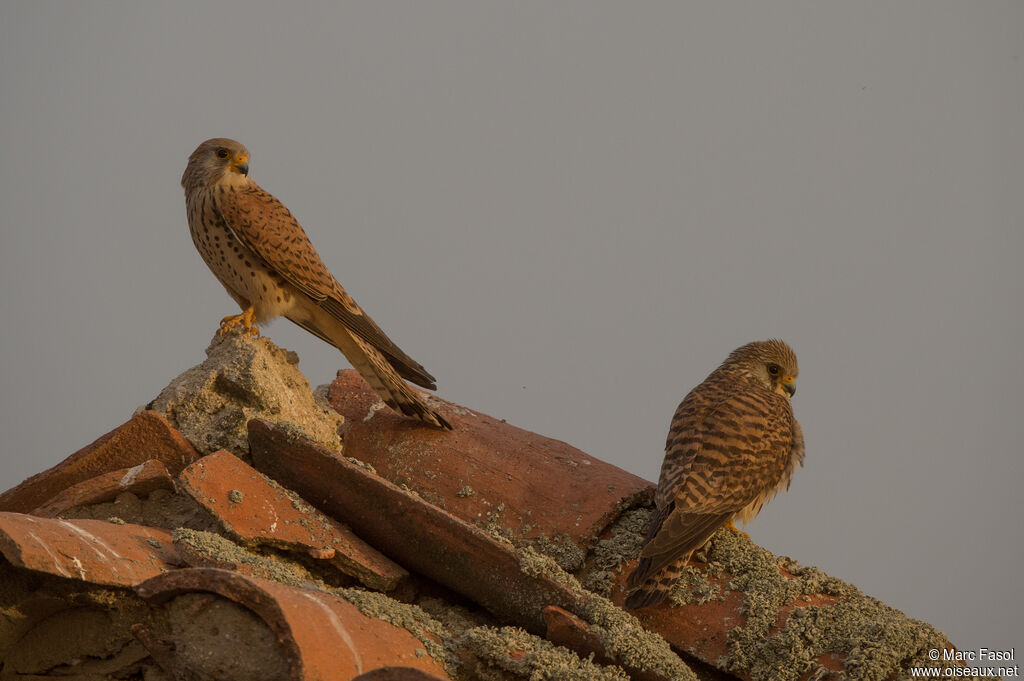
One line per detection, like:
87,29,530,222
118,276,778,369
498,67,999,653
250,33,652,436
0,333,964,680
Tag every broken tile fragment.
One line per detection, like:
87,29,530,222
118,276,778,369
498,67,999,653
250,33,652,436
248,419,580,632
177,450,407,591
352,669,450,681
32,459,174,518
0,410,199,513
327,369,653,569
136,568,451,680
0,512,180,586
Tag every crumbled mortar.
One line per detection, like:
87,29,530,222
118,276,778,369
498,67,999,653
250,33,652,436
150,331,343,456
165,592,291,681
0,563,154,677
59,488,220,533
172,528,320,589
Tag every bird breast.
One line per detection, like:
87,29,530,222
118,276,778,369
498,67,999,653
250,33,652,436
186,191,298,324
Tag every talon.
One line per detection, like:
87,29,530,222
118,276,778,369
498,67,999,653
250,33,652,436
217,307,260,338
725,519,750,539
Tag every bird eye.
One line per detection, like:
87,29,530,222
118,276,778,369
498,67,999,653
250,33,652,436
216,148,229,159
768,364,780,375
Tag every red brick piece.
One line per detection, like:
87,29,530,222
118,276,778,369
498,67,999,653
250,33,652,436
32,459,174,518
328,370,652,560
0,410,200,513
177,450,407,591
136,568,450,680
0,512,180,586
248,420,580,631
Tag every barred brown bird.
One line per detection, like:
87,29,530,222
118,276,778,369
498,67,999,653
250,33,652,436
625,339,804,608
181,138,450,429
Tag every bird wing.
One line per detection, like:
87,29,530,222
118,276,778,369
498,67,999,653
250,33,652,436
627,500,732,588
640,381,796,566
212,184,438,389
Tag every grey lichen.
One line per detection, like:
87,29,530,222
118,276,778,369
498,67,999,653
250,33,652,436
531,533,586,573
458,626,631,681
699,528,967,681
669,564,723,606
333,587,457,674
514,544,697,681
580,507,651,596
346,456,377,475
150,331,343,456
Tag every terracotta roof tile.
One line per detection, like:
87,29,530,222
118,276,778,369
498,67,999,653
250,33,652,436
327,369,652,568
248,419,580,631
0,512,180,586
0,410,199,513
135,568,451,680
31,459,174,518
177,450,407,591
352,669,449,681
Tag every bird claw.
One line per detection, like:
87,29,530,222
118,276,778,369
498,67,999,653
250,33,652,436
725,519,750,539
217,308,260,338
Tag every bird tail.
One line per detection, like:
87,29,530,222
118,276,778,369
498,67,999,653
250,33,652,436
624,557,687,609
290,310,451,429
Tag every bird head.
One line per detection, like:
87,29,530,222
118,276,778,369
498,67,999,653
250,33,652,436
181,138,251,192
726,339,799,398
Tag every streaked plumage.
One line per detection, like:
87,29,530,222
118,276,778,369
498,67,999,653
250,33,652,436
182,138,450,429
625,340,804,608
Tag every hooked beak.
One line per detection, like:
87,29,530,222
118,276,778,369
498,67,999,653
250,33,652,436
782,376,796,397
232,155,249,176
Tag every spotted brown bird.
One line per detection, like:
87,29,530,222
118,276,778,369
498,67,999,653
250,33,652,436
624,339,804,608
181,138,450,429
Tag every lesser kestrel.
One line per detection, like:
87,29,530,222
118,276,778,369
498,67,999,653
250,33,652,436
181,138,450,429
625,339,804,608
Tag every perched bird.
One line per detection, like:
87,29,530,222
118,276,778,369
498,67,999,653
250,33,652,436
625,340,804,608
181,138,450,429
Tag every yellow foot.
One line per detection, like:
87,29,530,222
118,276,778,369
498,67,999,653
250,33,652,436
217,307,260,338
725,519,750,539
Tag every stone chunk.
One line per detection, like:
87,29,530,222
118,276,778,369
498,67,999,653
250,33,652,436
0,410,199,513
177,450,407,591
150,331,344,456
0,512,180,586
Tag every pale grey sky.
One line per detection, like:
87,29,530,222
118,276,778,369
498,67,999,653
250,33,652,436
1,1,1021,653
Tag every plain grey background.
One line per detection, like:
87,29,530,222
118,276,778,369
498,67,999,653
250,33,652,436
1,1,1021,653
